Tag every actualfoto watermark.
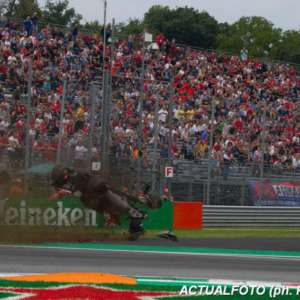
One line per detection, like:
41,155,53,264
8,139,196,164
179,285,300,298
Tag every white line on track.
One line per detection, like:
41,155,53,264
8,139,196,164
1,244,300,261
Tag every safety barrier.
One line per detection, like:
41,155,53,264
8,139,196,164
203,206,300,228
4,196,300,231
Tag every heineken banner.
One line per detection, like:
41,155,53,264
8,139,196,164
0,196,173,230
249,180,300,206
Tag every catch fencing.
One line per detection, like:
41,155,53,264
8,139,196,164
1,18,300,206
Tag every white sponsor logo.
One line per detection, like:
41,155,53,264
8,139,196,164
0,200,97,227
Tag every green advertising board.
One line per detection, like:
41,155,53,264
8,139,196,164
0,196,173,231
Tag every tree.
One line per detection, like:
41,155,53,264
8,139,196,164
275,30,300,64
144,5,170,34
117,18,144,37
218,22,230,35
0,0,10,15
217,16,282,59
80,20,102,33
144,5,219,48
42,0,82,27
2,0,41,19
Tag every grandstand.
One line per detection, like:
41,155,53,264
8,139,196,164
1,16,300,204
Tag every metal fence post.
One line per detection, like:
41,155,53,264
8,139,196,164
260,98,267,179
100,0,108,176
88,84,96,172
137,36,146,192
105,18,115,172
102,0,107,64
56,80,67,165
241,180,246,206
188,182,193,201
100,70,110,175
24,63,32,195
167,75,174,197
108,19,115,117
206,97,215,205
151,88,160,194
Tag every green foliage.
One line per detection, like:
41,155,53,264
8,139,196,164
218,22,230,35
117,18,144,37
275,30,300,64
3,0,41,19
217,16,282,59
0,0,10,15
80,20,102,34
144,5,170,34
42,0,82,27
144,5,219,48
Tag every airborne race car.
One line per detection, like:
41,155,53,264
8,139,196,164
50,165,167,240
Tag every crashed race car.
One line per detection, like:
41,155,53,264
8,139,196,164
50,165,165,240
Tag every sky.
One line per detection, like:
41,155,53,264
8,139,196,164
38,0,300,31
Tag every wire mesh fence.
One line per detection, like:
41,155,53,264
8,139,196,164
1,17,300,206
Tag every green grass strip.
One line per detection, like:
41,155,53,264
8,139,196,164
40,242,300,257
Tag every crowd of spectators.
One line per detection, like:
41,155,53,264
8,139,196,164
1,16,300,177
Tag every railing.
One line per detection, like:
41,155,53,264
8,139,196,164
203,206,300,227
3,148,300,206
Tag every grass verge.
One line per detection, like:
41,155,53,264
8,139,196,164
0,226,300,244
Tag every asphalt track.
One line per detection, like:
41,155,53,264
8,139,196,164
107,237,300,252
0,243,300,283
